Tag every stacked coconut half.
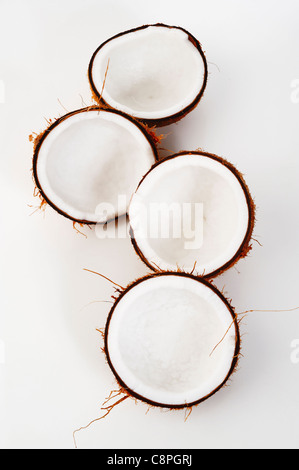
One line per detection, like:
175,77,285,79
32,24,255,410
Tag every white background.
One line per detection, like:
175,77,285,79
0,0,299,449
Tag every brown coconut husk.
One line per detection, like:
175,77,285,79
103,271,241,409
129,150,256,280
31,106,160,225
88,23,208,128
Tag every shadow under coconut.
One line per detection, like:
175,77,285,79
155,123,183,160
59,216,151,371
155,107,208,161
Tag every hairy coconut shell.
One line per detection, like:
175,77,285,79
32,106,159,225
104,271,240,409
88,23,208,127
129,150,256,279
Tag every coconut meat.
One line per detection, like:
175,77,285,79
90,26,206,119
129,153,250,276
107,274,237,406
35,109,155,223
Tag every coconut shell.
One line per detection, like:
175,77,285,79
129,150,256,279
88,23,208,127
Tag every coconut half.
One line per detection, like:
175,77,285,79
88,24,208,127
129,151,255,278
105,272,239,408
32,107,157,224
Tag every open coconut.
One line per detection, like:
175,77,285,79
32,107,158,224
104,272,239,408
129,151,255,278
88,24,208,127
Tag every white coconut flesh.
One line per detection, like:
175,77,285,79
90,26,206,120
35,109,156,223
129,153,250,277
106,274,238,406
